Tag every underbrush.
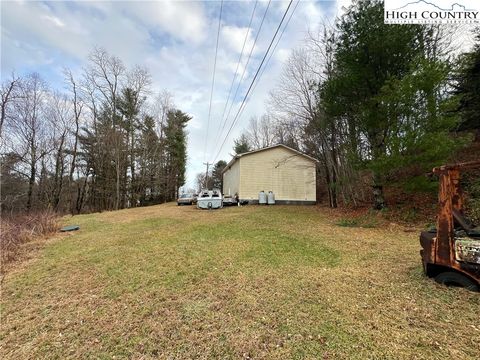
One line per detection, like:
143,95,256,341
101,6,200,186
0,210,59,266
464,173,480,225
336,210,381,228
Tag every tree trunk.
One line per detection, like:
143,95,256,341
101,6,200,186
53,132,66,211
330,167,338,208
26,142,36,212
372,173,386,210
0,77,18,138
76,170,89,214
69,113,79,214
115,152,120,210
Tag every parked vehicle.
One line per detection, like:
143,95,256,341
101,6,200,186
177,193,196,206
222,195,237,206
197,189,223,209
420,160,480,291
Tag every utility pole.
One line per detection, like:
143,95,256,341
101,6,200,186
203,162,213,190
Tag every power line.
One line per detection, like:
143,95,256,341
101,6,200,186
249,0,301,99
212,0,272,158
212,0,294,163
214,0,259,143
237,0,301,124
203,0,224,162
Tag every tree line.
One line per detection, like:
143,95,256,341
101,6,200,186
1,47,190,215
233,0,479,209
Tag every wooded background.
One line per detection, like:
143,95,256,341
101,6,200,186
2,0,479,219
224,1,480,215
1,48,189,215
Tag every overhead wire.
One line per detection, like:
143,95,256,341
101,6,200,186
203,0,224,162
248,0,301,100
212,0,294,163
233,0,301,126
214,0,259,143
211,0,272,158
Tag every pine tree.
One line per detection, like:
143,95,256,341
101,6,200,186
322,0,462,208
233,134,250,154
164,110,190,201
212,160,227,190
455,29,480,139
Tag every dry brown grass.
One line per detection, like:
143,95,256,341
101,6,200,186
0,204,478,359
0,211,59,267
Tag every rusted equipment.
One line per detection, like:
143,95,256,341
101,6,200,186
420,160,480,291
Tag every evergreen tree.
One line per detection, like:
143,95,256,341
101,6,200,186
164,110,190,201
117,87,142,205
322,0,462,209
233,134,250,154
212,160,227,190
455,29,480,138
138,115,160,204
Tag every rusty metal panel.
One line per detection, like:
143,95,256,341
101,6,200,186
420,231,436,264
421,160,480,285
433,160,480,173
450,169,463,211
436,172,455,266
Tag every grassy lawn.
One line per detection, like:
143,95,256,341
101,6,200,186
1,204,479,359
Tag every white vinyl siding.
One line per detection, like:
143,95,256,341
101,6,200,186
223,146,316,202
222,159,240,196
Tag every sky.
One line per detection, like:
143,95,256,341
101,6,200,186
1,0,349,188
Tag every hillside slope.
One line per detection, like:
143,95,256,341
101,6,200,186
1,204,478,359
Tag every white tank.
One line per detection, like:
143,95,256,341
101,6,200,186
267,191,275,205
259,190,267,204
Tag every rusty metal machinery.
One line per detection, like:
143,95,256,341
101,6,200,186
420,160,480,290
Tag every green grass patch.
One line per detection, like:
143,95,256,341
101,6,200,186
336,214,379,228
1,203,478,359
336,218,360,227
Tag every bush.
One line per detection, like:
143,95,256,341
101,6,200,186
1,211,59,264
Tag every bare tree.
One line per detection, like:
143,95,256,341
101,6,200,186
269,48,319,124
64,68,84,213
1,72,20,139
151,90,174,136
86,47,125,121
9,73,49,211
85,47,126,210
45,92,74,210
64,69,84,182
1,49,189,215
124,66,152,205
267,27,364,207
246,115,278,149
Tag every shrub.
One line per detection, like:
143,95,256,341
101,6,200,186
1,211,59,264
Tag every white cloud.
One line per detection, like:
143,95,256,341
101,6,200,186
221,25,254,54
42,14,65,28
122,0,208,45
1,0,336,188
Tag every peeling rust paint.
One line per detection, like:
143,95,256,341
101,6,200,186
420,160,480,285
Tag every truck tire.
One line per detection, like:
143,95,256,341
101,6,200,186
435,272,479,291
